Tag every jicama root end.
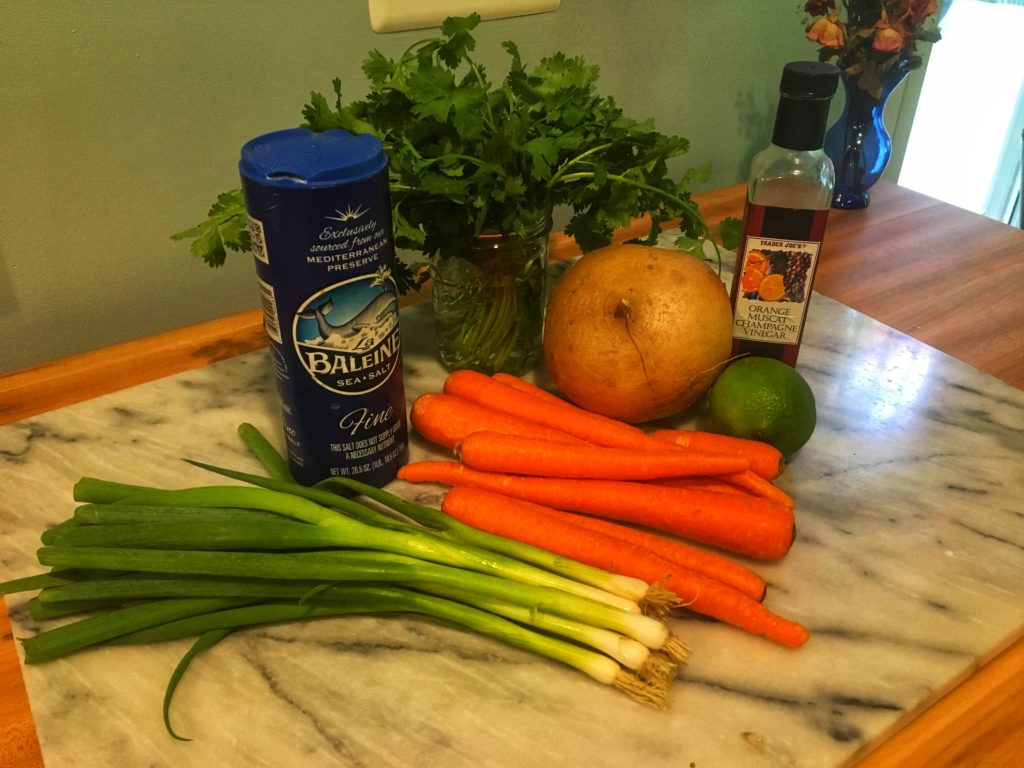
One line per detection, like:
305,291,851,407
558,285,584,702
613,668,670,710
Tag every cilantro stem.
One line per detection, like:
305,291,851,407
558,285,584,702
554,171,707,234
546,143,615,188
467,60,496,130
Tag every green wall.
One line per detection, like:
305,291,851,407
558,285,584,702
1,1,815,373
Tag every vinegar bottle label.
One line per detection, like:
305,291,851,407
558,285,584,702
732,234,819,346
729,200,829,365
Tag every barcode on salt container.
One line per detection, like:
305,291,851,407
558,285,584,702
257,276,283,343
248,215,269,264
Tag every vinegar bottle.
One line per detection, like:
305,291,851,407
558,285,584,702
730,61,840,366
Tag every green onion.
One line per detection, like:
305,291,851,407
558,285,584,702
20,597,255,664
409,581,652,670
28,596,123,621
35,546,668,649
73,503,283,526
35,574,651,671
237,422,294,482
184,460,660,610
107,588,634,689
1,423,692,721
163,629,231,741
70,481,641,614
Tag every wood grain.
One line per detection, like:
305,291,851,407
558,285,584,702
0,182,1021,767
851,636,1024,768
0,599,44,768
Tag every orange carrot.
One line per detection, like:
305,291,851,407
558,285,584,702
526,504,767,601
409,392,586,450
652,477,751,496
652,428,784,480
443,369,670,451
397,460,764,599
491,373,574,409
456,431,750,480
442,487,808,648
718,470,796,510
397,460,794,560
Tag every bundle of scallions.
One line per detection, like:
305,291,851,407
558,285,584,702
0,424,689,738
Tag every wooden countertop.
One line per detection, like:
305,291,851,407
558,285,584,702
1,181,1022,768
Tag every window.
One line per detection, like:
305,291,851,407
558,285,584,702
898,0,1024,224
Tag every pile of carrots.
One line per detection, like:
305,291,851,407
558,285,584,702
397,369,810,649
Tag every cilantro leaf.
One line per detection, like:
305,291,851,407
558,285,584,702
170,189,250,268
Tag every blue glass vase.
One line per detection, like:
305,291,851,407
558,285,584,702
824,68,911,209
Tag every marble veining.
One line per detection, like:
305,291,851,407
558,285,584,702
1,246,1022,768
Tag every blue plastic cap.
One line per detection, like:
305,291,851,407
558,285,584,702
238,128,387,188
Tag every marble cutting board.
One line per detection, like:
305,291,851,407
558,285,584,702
1,254,1022,768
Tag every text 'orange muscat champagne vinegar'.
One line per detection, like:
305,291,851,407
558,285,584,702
730,61,840,367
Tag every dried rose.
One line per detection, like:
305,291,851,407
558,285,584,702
873,10,907,53
806,15,845,49
803,0,835,17
873,25,905,52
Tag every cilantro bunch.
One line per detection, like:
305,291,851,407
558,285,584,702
303,13,711,259
174,13,721,292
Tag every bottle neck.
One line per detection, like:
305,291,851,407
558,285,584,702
771,95,831,151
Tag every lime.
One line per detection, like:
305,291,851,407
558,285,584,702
707,357,816,458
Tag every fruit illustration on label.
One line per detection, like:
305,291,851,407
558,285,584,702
757,273,786,301
739,249,813,303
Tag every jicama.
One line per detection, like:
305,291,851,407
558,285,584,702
397,460,795,560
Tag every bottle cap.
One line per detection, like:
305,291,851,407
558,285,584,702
780,61,840,100
239,128,387,188
772,61,840,151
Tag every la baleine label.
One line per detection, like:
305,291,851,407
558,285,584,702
292,269,401,395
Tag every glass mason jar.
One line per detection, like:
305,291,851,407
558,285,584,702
430,213,552,375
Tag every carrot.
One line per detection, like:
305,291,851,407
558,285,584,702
443,369,670,451
491,373,574,409
652,477,751,496
545,508,768,602
456,431,749,480
442,487,808,647
397,460,765,599
652,428,784,480
718,470,796,510
410,392,586,450
397,460,794,560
